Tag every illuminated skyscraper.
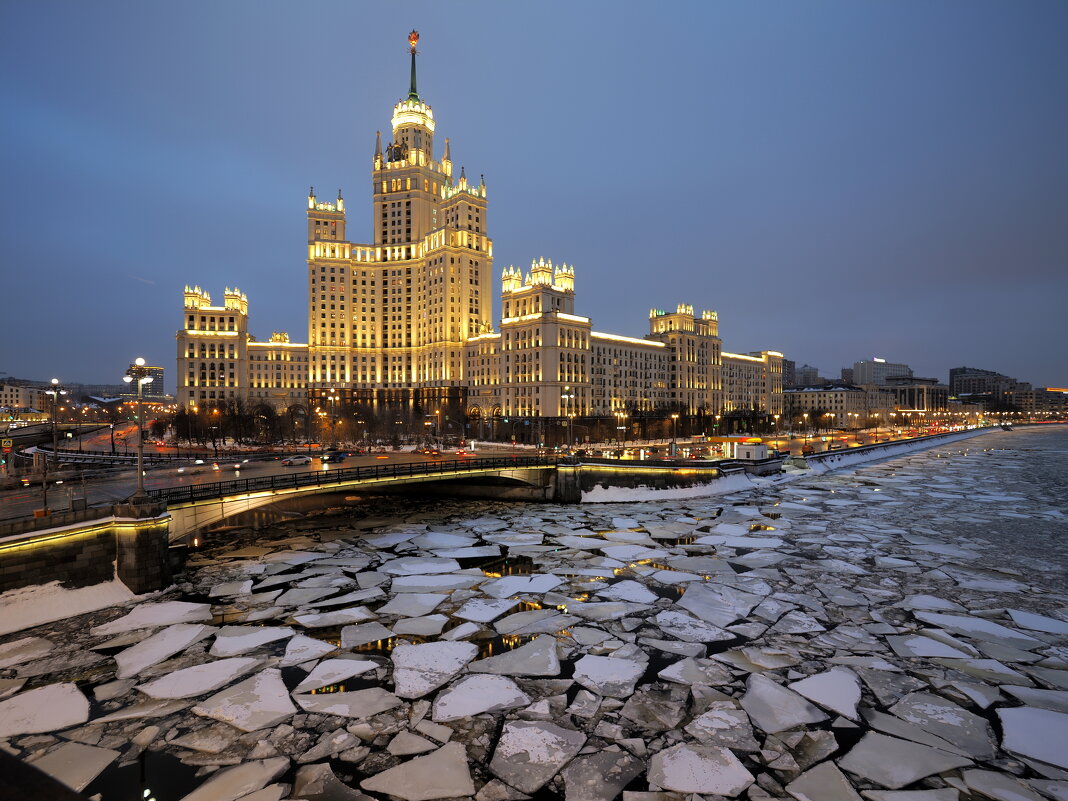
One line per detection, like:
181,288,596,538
306,31,491,414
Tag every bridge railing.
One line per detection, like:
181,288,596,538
147,455,556,505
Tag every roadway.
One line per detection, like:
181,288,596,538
0,448,476,521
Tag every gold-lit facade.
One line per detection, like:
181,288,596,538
176,33,784,423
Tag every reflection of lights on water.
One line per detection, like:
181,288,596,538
310,683,347,694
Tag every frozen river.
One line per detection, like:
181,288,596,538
1,425,1066,800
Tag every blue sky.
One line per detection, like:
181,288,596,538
2,1,1066,391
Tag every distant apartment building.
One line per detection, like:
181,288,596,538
949,366,1027,397
176,285,309,411
722,351,784,415
120,365,166,399
794,364,822,386
883,375,948,412
0,384,48,412
781,359,796,389
852,358,912,385
783,385,871,429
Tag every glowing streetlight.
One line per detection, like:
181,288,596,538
123,358,154,500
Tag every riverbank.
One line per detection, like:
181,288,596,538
1,426,1066,800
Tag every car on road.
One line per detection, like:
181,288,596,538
281,455,312,466
321,450,348,463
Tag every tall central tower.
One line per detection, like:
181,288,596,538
307,31,493,414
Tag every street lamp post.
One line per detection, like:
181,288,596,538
561,387,575,449
41,378,67,512
670,413,679,457
122,358,154,501
327,391,339,448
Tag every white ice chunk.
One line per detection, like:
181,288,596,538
480,574,564,599
0,636,53,668
0,682,89,737
209,625,293,657
137,657,262,699
28,742,120,792
392,641,478,698
293,658,379,692
489,721,586,793
469,634,561,676
740,674,828,733
380,557,462,575
377,593,447,617
279,634,337,666
790,667,862,720
1007,609,1068,635
294,687,402,719
914,611,1042,650
178,757,289,801
997,706,1068,770
597,579,659,604
572,654,645,698
784,760,862,801
114,623,216,679
291,607,375,628
341,622,395,648
391,574,483,592
361,742,475,801
192,668,296,732
838,732,972,789
90,601,212,636
648,743,754,796
433,674,531,721
455,598,520,623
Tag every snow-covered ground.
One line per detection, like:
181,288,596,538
0,426,1066,800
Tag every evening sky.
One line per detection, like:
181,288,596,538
1,1,1066,391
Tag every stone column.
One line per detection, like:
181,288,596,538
553,462,582,504
113,502,172,594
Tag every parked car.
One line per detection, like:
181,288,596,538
281,455,312,466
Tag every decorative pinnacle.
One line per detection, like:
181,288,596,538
408,30,420,100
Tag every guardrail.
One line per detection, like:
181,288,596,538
40,446,280,463
147,455,558,505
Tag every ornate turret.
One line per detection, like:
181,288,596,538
336,188,344,213
553,262,575,292
374,131,383,169
224,287,248,315
502,265,522,293
184,285,211,309
528,257,553,287
307,186,316,210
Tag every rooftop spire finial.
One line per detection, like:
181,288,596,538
407,30,420,100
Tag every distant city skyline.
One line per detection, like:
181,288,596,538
2,1,1066,391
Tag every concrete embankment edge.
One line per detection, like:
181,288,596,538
800,427,995,476
580,427,999,503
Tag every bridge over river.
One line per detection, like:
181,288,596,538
0,454,733,596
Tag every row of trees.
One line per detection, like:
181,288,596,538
147,400,808,450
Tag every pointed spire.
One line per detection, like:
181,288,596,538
337,188,343,201
460,166,466,183
443,137,451,162
374,130,382,157
407,30,420,100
